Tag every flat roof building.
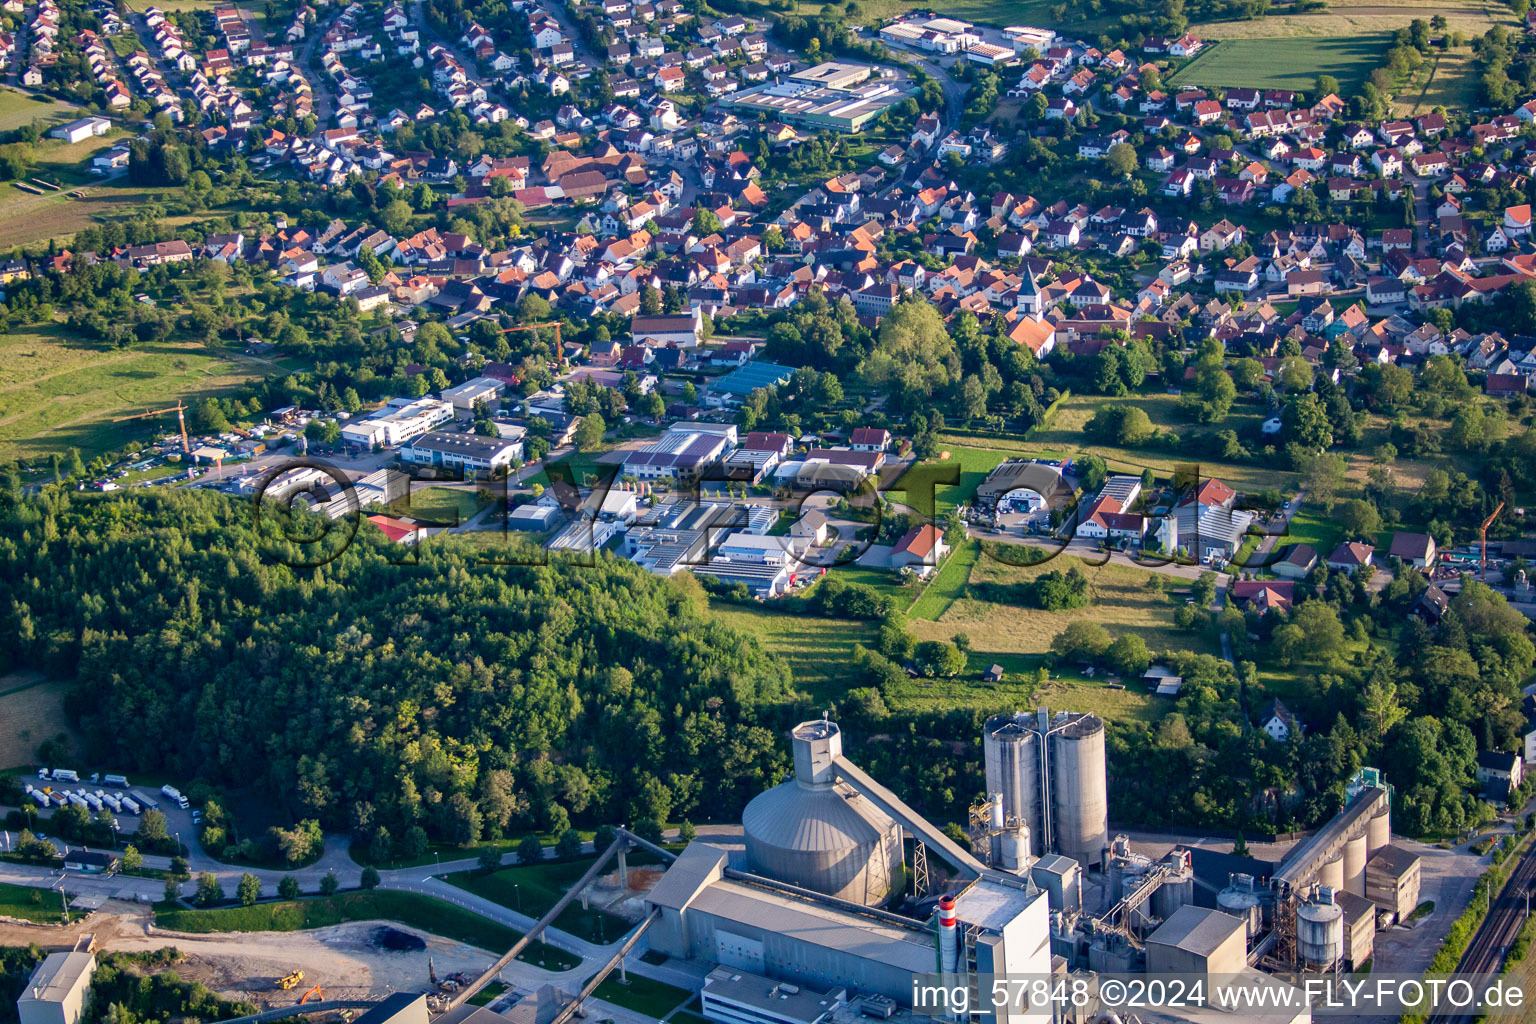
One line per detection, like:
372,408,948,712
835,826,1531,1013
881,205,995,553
1365,844,1421,922
399,430,523,473
341,397,453,450
700,966,840,1024
18,952,96,1024
440,376,505,412
723,65,905,133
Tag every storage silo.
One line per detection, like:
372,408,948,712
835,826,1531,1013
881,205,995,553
984,713,1040,855
742,720,903,907
1343,831,1369,896
1050,714,1109,867
999,823,1032,872
1367,802,1391,856
1216,874,1262,944
1318,852,1345,892
1153,858,1195,921
1298,888,1345,971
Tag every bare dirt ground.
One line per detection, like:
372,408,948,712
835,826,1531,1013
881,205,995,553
0,903,499,1007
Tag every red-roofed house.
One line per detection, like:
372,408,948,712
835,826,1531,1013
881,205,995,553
890,524,949,569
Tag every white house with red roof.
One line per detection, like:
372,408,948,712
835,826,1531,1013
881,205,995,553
890,524,949,569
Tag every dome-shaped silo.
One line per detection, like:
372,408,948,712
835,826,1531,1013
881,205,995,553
742,720,903,907
1050,714,1108,866
1217,875,1262,944
985,713,1041,855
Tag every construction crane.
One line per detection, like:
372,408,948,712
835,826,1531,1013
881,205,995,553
1481,501,1505,579
114,401,190,454
498,320,567,369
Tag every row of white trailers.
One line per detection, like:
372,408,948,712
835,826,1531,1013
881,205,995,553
24,783,158,815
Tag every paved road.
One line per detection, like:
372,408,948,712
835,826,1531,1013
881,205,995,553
1429,839,1536,1024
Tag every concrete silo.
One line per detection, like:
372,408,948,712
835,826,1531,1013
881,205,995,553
742,719,903,907
1367,802,1391,856
1298,888,1345,972
1342,830,1369,896
1318,852,1345,892
983,709,1109,868
1051,715,1109,867
984,713,1041,856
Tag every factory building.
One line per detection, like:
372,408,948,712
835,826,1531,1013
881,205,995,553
644,720,1054,1023
1364,844,1421,922
1145,906,1247,977
984,709,1109,867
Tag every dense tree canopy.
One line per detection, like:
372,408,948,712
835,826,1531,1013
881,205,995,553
0,490,789,852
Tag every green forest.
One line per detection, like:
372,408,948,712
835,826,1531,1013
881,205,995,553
0,489,789,859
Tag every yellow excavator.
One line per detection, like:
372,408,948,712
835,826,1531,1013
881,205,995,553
278,971,304,991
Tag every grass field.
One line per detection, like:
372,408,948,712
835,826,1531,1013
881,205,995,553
469,982,507,1007
1167,35,1390,92
0,89,82,132
892,442,1014,514
590,974,693,1018
947,392,1286,498
155,891,580,969
390,485,490,526
707,602,877,701
0,881,73,923
908,539,979,620
442,857,630,945
1399,50,1480,114
0,326,282,461
0,674,78,772
907,553,1216,670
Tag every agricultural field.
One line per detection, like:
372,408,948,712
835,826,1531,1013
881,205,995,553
0,673,78,771
0,324,278,461
1399,51,1479,114
905,552,1218,676
1193,0,1512,41
1167,35,1390,93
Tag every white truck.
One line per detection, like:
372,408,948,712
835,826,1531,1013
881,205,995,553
52,769,79,783
160,785,189,810
30,790,50,809
119,796,141,814
99,792,123,813
104,774,130,788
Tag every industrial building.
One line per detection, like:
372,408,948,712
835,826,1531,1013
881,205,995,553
973,459,1074,512
983,709,1110,867
399,431,524,473
722,63,907,133
340,397,454,450
17,952,96,1024
643,719,1055,1023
